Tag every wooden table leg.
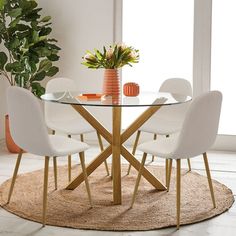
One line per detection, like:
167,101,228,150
66,146,112,189
71,104,112,143
112,107,122,204
66,103,167,199
121,146,166,190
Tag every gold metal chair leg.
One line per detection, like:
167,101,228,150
104,160,110,176
187,158,191,171
68,155,72,182
111,159,113,179
165,159,169,186
96,131,110,176
7,150,23,204
127,130,141,175
152,134,157,162
80,134,84,142
130,152,147,208
53,156,57,190
68,134,72,182
42,156,50,227
79,152,92,207
176,159,181,230
203,152,216,208
167,159,173,191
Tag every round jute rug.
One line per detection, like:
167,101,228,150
0,164,234,231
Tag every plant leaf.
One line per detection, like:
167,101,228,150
33,70,46,81
8,8,22,18
39,59,52,71
9,18,20,27
32,30,39,42
5,63,12,72
46,66,59,77
0,51,8,70
40,16,51,22
0,0,6,11
31,82,45,98
47,54,59,61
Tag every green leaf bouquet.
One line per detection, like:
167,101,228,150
82,43,139,69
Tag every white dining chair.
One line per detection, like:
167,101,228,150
45,77,109,180
130,91,222,229
6,86,92,226
127,78,193,180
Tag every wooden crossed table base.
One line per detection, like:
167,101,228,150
66,104,167,204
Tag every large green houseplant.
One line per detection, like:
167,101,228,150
0,0,61,152
0,0,60,97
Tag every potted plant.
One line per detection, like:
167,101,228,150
81,43,139,96
0,0,61,152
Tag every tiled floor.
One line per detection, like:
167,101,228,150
0,139,236,236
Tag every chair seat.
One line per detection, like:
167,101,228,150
49,135,89,156
47,118,95,135
138,134,179,159
139,116,183,135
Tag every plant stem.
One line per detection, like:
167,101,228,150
8,50,14,85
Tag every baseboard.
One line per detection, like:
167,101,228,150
211,135,236,152
1,135,234,153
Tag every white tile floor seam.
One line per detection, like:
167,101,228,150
0,142,236,236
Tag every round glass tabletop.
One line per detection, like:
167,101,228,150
41,91,191,107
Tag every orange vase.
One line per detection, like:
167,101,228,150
103,69,120,96
5,115,22,153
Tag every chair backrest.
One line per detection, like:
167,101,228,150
7,87,54,156
173,91,222,158
159,78,192,96
45,77,79,125
155,78,192,120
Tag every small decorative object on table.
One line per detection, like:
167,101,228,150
82,43,139,97
123,82,140,97
76,93,103,100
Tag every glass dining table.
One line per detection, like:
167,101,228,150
41,91,191,205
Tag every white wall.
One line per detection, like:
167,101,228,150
39,0,114,136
